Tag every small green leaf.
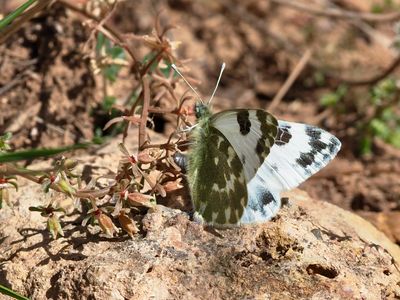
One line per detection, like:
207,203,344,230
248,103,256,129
360,136,373,156
102,95,117,111
388,130,400,148
0,132,12,151
108,46,124,59
96,32,106,54
370,119,390,139
371,78,397,104
104,65,121,82
320,85,347,107
320,93,340,107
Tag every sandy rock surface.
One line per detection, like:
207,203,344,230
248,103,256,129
1,190,400,299
1,132,400,299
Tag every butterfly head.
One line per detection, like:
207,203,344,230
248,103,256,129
194,102,211,119
172,63,226,121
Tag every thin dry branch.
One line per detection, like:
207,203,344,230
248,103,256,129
222,0,400,87
270,0,400,23
268,48,313,112
139,76,150,149
335,54,400,86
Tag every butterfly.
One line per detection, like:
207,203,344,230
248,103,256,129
172,63,341,227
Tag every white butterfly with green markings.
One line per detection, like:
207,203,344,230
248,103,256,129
172,64,341,227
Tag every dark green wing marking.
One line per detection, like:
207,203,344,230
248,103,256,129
188,126,247,225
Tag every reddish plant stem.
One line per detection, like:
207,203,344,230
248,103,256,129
1,163,110,199
139,76,151,150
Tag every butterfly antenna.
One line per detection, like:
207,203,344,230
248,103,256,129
171,64,204,104
207,62,226,105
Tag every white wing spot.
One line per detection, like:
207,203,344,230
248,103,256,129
211,211,219,223
198,202,206,214
212,183,220,192
227,146,236,167
225,208,231,221
214,156,219,165
225,174,236,193
217,136,224,149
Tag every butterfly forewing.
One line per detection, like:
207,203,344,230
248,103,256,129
241,120,341,224
211,109,278,182
253,121,342,192
188,126,248,225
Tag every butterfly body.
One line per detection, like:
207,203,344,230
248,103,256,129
187,103,341,227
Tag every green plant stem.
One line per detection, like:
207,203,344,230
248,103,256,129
0,0,53,44
0,284,30,300
0,0,37,31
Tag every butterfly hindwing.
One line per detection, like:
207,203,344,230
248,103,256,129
188,126,248,225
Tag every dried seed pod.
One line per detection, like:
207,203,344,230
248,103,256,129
97,212,118,237
137,150,157,164
118,212,139,238
127,192,155,208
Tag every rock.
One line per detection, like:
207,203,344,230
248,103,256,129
1,130,400,299
358,211,400,245
1,187,400,299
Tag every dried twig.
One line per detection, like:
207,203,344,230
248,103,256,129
336,54,400,86
270,0,400,23
268,48,313,112
139,76,150,149
223,0,400,87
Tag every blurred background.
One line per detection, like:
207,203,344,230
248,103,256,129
0,0,399,243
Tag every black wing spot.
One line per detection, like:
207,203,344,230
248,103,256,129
305,126,322,139
249,190,276,213
309,140,327,151
275,127,292,146
237,110,251,135
256,139,264,154
296,150,317,168
328,137,340,154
